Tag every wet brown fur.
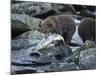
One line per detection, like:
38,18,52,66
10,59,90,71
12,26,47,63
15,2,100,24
78,18,96,43
39,15,76,44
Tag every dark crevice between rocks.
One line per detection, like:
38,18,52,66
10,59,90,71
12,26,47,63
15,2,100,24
11,28,31,39
12,62,51,67
54,55,64,61
68,42,82,47
11,1,25,4
30,52,40,59
15,69,36,74
34,10,56,19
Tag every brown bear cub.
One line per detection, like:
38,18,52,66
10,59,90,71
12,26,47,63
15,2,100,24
38,15,76,44
78,18,96,43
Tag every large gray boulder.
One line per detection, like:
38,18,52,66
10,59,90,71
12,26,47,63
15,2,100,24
79,48,96,70
11,2,52,16
11,14,42,38
11,2,77,19
48,62,78,72
12,30,44,50
67,40,95,65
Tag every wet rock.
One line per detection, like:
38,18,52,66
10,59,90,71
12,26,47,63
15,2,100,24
39,46,72,62
15,30,44,39
11,64,51,74
11,46,52,64
48,62,78,72
67,40,95,64
11,2,52,17
73,5,96,19
11,65,37,74
52,4,77,15
11,39,39,50
73,5,95,12
48,46,72,58
79,9,96,19
11,2,77,19
12,31,44,50
78,40,95,50
11,48,34,64
31,45,72,64
31,54,52,64
34,3,77,18
79,48,96,70
11,14,42,38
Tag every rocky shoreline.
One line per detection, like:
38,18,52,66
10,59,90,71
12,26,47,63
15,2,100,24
11,1,96,75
